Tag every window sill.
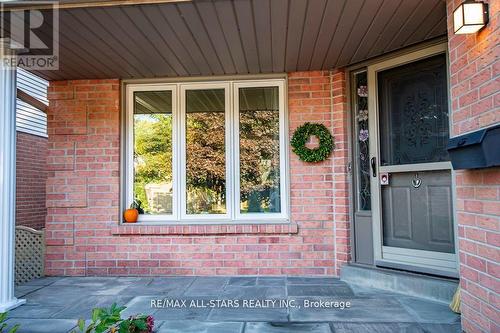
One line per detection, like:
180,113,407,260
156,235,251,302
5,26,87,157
111,223,298,236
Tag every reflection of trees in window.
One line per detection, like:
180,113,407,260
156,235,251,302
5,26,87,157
186,111,226,214
132,85,284,217
133,114,173,214
239,86,281,214
240,110,280,213
185,89,227,215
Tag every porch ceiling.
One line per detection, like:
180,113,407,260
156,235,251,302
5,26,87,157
25,0,447,81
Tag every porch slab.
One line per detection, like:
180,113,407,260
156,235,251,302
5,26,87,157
287,284,354,297
256,277,285,286
288,296,416,322
397,296,462,324
7,276,461,333
208,305,289,322
331,322,461,333
183,277,230,297
156,320,244,333
4,319,77,333
245,322,332,333
51,295,134,319
227,277,257,287
14,285,45,298
340,265,458,304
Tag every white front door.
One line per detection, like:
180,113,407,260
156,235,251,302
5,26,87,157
367,44,458,277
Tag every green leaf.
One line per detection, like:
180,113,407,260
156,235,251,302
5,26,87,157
77,318,86,331
95,322,109,333
0,312,7,322
134,319,147,330
118,320,130,333
8,324,20,333
91,308,101,322
85,323,95,333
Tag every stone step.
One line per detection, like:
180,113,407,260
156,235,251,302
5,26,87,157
340,265,459,304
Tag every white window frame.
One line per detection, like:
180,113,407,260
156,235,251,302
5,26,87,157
125,83,179,222
124,78,289,224
179,82,233,221
233,80,288,221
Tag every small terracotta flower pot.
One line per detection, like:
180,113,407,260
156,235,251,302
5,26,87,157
123,208,139,223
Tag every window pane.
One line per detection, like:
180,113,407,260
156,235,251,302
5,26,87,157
133,91,173,215
354,71,371,211
185,89,226,214
239,86,281,214
378,54,449,166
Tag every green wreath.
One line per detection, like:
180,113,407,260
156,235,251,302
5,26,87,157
291,123,334,163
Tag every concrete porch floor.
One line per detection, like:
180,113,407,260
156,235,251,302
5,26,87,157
8,276,461,333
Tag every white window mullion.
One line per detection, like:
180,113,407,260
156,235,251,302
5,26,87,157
180,82,231,221
174,84,181,221
229,81,237,222
125,85,134,211
279,81,289,219
232,83,242,221
179,84,188,219
224,83,234,221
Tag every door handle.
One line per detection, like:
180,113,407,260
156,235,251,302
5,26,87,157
412,173,422,188
370,157,376,177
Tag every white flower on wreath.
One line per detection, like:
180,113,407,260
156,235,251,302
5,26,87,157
358,109,368,122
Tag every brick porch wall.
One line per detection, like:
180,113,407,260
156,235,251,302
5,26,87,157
44,70,351,276
16,132,47,230
446,0,500,332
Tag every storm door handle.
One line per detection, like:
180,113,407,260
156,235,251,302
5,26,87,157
370,157,376,178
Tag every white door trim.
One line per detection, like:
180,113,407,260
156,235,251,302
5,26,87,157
367,43,458,277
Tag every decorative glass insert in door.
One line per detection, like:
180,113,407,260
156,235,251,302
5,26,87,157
378,54,450,166
354,71,371,211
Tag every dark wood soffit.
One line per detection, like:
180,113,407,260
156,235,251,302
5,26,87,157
27,0,447,81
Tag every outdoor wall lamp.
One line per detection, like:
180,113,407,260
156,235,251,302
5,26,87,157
453,1,489,34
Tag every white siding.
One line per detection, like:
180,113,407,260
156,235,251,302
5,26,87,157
16,69,48,137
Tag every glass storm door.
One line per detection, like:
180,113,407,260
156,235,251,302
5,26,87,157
368,45,458,277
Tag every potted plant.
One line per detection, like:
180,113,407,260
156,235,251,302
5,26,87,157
0,312,19,333
73,303,154,333
123,199,144,223
115,315,154,333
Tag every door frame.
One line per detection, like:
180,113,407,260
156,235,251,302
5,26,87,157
367,43,459,277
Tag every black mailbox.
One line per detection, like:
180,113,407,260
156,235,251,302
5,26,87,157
447,124,500,170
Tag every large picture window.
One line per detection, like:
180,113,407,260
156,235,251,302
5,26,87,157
125,79,287,223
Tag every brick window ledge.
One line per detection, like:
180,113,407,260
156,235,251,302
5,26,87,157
111,223,299,236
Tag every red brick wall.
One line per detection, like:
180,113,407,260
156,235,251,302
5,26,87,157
289,70,351,276
44,71,351,276
16,132,47,230
446,1,500,332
